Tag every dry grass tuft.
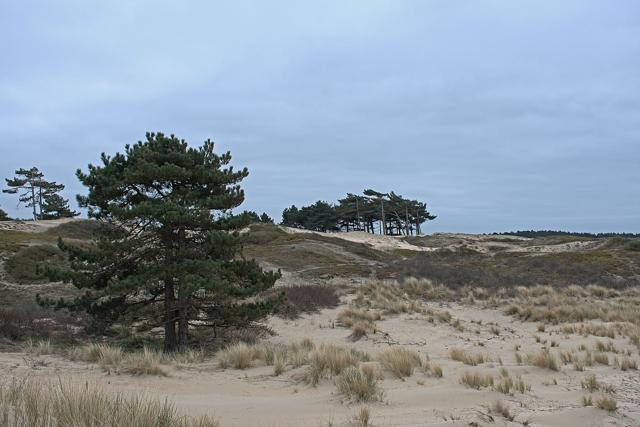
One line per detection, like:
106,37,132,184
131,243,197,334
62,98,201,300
353,407,371,427
305,345,370,386
460,371,494,389
0,377,219,427
337,309,381,328
449,348,486,366
596,395,617,412
217,342,256,370
593,352,609,365
336,366,382,402
617,356,638,371
428,363,443,378
527,349,559,371
24,339,52,356
65,343,166,376
120,347,167,376
377,348,422,379
581,374,599,392
491,400,514,421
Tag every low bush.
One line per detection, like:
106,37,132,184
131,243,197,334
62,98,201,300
5,244,64,284
274,284,340,319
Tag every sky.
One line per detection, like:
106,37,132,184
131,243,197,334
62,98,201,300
1,1,639,233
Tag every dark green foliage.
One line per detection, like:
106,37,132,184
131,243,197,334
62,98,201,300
271,284,340,319
0,207,9,221
397,249,640,289
41,193,79,219
40,132,281,352
3,167,45,220
259,212,274,224
281,190,435,235
241,211,275,224
3,167,76,220
43,220,103,240
5,244,65,284
0,299,78,343
627,240,640,252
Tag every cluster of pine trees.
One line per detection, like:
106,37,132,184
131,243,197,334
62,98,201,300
281,189,435,235
2,167,78,220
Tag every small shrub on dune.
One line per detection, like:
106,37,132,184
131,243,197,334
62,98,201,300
276,284,340,319
596,395,617,412
377,348,422,379
336,366,382,402
349,323,371,342
337,309,381,328
217,342,256,370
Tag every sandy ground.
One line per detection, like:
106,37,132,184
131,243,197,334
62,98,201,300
0,218,80,232
281,227,603,255
2,300,638,427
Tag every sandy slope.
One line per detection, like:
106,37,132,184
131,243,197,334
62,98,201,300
2,301,637,427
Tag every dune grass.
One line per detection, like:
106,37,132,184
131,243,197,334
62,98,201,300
0,377,219,427
376,348,422,379
336,366,382,402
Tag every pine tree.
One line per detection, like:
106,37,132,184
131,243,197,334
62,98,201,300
3,167,45,220
259,212,274,224
40,132,281,352
0,207,9,221
41,193,80,219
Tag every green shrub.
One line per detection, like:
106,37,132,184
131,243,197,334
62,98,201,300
5,245,64,284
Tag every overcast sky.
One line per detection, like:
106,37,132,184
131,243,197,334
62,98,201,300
1,1,638,233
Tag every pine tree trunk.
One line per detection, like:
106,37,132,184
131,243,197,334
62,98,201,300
163,279,177,353
177,286,189,351
31,186,37,220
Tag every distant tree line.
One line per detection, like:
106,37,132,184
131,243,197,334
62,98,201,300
496,230,640,239
241,211,274,224
281,189,435,235
3,167,78,220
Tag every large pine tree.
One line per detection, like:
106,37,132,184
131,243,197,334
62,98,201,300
42,133,281,352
